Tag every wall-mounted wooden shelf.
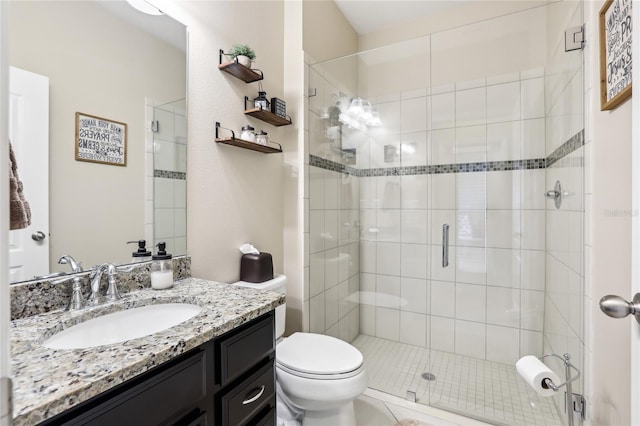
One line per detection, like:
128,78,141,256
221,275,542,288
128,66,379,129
215,122,282,154
243,97,292,127
218,49,263,83
244,108,292,126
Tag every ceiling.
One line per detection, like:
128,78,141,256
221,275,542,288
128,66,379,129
96,1,186,52
334,0,469,35
97,1,463,49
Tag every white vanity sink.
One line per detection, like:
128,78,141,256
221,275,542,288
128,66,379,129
43,303,202,350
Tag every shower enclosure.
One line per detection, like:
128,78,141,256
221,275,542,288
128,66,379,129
305,2,584,425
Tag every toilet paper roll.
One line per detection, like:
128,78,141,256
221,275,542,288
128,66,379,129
516,355,561,397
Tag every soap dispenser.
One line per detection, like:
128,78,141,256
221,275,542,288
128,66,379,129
151,242,173,289
128,240,152,263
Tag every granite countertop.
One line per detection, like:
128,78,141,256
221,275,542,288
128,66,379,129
10,277,285,425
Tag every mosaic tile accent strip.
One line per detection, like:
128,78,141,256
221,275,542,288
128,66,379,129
10,256,191,320
154,169,187,180
310,130,582,176
546,129,585,168
309,155,360,175
310,155,546,177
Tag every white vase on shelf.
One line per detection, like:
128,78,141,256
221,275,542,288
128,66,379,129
236,55,252,68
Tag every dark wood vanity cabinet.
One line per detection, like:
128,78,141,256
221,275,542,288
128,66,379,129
40,311,276,426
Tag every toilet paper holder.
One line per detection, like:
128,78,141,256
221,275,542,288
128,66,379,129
539,353,585,425
539,353,580,391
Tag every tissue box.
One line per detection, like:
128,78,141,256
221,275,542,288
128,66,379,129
240,252,274,283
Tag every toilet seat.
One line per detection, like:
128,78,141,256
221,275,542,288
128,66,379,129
277,360,365,380
276,332,364,379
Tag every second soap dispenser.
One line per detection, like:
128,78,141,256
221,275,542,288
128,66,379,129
151,242,173,290
128,240,152,263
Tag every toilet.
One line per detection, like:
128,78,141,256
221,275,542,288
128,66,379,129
234,275,367,426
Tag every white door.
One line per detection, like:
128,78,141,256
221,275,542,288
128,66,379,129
8,67,49,282
632,6,640,425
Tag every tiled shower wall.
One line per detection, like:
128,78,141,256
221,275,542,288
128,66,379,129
147,100,188,256
307,62,361,342
308,166,360,341
307,66,550,363
357,72,547,364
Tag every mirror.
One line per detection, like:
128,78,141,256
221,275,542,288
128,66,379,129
8,1,187,283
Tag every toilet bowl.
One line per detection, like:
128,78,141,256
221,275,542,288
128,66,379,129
233,275,367,426
277,332,367,425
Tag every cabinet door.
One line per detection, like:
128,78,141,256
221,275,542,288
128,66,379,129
44,349,208,426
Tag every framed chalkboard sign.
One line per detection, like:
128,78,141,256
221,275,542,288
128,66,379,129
75,112,127,166
599,0,632,111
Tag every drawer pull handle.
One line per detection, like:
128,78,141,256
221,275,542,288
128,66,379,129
242,385,266,405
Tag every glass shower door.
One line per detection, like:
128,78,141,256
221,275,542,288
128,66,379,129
427,3,584,425
305,2,584,425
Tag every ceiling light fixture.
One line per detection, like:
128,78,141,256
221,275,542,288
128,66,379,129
126,0,164,16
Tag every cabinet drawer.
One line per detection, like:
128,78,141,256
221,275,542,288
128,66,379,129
172,409,207,426
251,407,275,426
220,361,275,426
217,312,275,385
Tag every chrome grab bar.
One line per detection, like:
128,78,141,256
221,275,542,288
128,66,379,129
442,224,450,268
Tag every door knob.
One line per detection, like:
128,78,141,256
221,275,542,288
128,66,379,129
599,293,640,324
31,231,46,242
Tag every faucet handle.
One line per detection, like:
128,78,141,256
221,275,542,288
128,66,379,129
104,264,122,302
87,263,110,306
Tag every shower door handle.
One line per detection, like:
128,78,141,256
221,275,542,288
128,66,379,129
442,224,450,268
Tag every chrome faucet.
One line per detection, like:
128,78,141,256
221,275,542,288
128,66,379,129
58,254,83,273
56,255,87,311
88,263,122,306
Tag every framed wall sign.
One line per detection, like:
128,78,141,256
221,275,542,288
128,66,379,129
599,0,632,111
75,112,127,166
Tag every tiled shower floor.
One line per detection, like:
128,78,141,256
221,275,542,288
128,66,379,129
352,335,563,426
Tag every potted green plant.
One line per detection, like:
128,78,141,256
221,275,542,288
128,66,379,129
228,44,256,68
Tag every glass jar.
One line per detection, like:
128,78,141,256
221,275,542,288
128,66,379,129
256,130,269,146
254,91,269,110
240,125,256,142
151,242,173,290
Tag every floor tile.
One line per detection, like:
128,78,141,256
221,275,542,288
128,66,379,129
352,335,563,426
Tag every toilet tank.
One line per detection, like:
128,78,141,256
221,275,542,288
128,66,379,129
233,275,286,339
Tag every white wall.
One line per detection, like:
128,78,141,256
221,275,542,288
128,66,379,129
303,0,358,63
358,1,547,52
167,1,286,284
9,1,186,271
283,0,306,334
584,0,632,424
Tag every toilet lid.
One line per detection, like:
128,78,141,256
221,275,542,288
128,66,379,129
276,333,363,376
